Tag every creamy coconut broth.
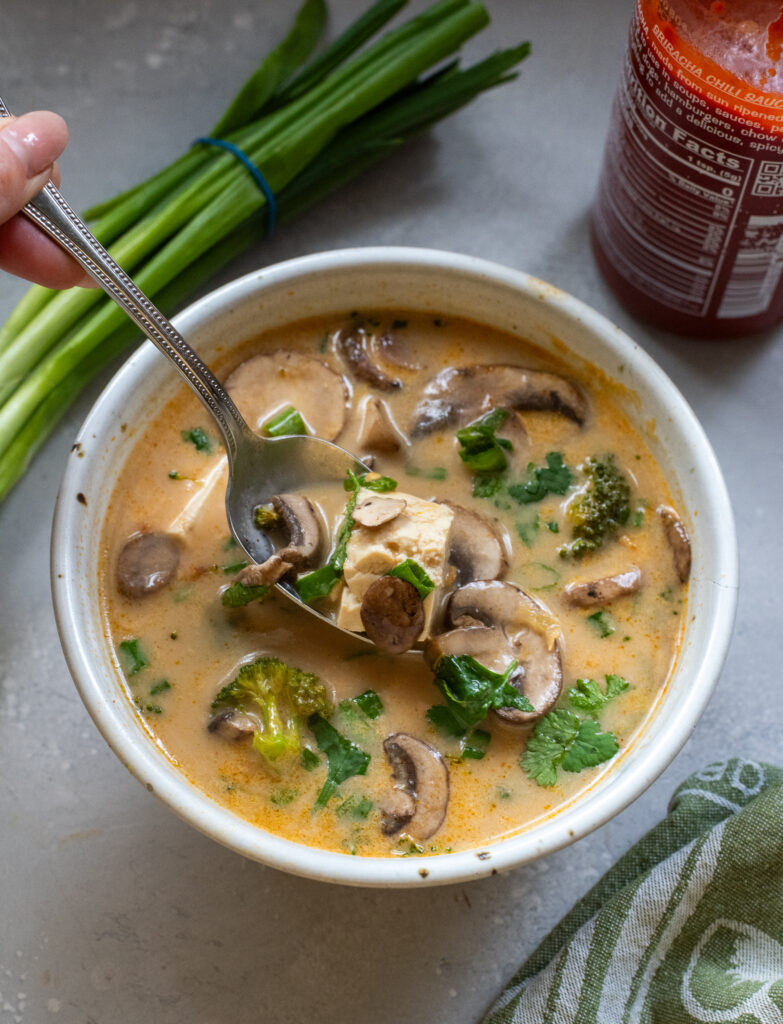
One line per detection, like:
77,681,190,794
100,313,689,857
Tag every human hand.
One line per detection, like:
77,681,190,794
0,110,92,289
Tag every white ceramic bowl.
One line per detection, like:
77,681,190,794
51,247,738,887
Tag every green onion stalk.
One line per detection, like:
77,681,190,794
0,0,529,502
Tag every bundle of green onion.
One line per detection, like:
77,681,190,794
0,0,529,502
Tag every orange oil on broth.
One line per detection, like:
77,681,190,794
100,313,686,857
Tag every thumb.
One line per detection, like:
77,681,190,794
0,110,68,223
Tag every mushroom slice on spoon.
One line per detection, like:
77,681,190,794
411,364,587,435
360,576,425,655
381,733,450,841
444,580,563,724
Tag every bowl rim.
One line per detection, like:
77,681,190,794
51,246,738,887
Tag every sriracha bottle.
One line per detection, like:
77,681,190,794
593,0,783,337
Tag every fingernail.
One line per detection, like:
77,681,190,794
0,110,67,179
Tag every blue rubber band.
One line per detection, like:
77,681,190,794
193,136,276,236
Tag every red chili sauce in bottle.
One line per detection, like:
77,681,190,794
593,0,783,337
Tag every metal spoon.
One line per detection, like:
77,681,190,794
0,97,370,637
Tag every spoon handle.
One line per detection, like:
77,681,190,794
0,95,249,462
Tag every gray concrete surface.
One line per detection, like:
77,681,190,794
0,2,781,1021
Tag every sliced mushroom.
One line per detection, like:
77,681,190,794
381,733,449,840
411,364,587,434
360,576,425,654
357,396,406,453
237,553,296,587
438,501,507,586
207,708,256,740
116,532,181,598
375,329,422,370
353,495,406,528
445,581,563,724
564,566,643,608
225,350,348,441
424,625,521,679
271,494,321,569
335,324,401,392
657,505,691,583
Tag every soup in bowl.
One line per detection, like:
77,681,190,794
51,248,737,886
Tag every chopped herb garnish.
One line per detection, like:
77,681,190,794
150,679,172,696
546,520,560,533
387,558,435,599
223,535,238,549
270,788,298,806
173,586,193,603
463,729,491,760
521,709,619,787
168,470,185,480
516,513,540,548
568,674,629,714
336,794,374,819
145,703,163,715
169,632,178,640
221,582,270,607
632,508,645,527
300,748,320,771
309,714,371,808
262,405,307,437
181,427,213,453
345,470,397,493
405,465,448,481
253,504,280,529
456,409,512,474
429,654,533,734
222,559,249,575
508,452,572,505
586,610,615,638
298,470,361,603
118,638,148,676
522,561,560,591
352,689,384,719
317,332,328,354
473,474,504,499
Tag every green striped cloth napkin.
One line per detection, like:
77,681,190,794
484,758,783,1024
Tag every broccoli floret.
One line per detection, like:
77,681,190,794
211,657,332,768
560,455,631,558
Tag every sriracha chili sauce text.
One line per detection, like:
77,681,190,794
593,0,783,337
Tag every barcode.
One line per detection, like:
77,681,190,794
718,214,783,318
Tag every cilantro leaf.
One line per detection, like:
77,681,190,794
181,427,213,453
463,728,491,760
521,708,619,787
308,714,371,808
387,558,435,599
431,654,533,733
300,747,320,771
405,464,448,481
456,409,513,474
352,689,384,719
118,638,148,676
586,610,615,638
561,719,619,772
473,474,504,499
262,405,307,437
516,513,540,548
568,674,629,713
508,452,572,505
426,704,467,737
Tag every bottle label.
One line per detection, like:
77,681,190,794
594,0,783,323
